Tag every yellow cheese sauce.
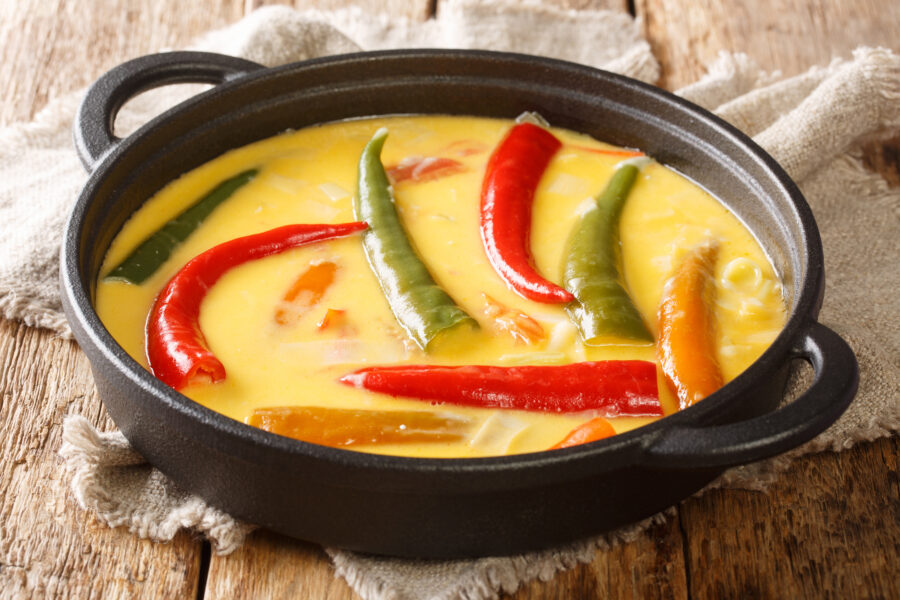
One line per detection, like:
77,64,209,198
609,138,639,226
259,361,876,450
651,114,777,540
95,115,786,458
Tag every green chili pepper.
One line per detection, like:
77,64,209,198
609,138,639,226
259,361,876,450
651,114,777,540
562,161,653,343
354,128,476,350
104,169,258,284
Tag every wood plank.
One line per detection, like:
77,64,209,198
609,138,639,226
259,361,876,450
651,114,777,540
0,317,203,598
0,0,241,597
205,532,359,600
0,0,246,126
505,516,688,600
637,0,900,90
679,438,900,598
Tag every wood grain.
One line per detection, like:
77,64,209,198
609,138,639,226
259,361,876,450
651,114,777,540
0,317,203,598
0,0,246,127
205,532,359,600
507,517,688,600
679,437,900,598
0,0,244,595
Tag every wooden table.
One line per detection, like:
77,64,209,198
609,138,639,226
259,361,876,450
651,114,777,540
1,1,897,597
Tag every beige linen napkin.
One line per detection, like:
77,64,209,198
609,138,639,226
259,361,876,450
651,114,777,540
0,3,896,599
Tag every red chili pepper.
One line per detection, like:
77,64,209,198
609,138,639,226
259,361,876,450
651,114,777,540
480,123,574,303
339,360,661,416
146,222,367,391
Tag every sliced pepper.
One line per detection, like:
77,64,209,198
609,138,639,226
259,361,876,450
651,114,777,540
274,261,337,325
658,241,724,409
247,406,473,447
550,417,617,449
482,293,545,345
354,128,476,351
316,308,347,331
480,123,573,304
339,360,661,416
386,156,466,184
146,222,367,391
106,169,257,284
562,162,653,343
569,145,645,159
442,139,488,157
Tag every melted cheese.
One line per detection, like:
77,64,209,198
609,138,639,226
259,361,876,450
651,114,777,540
95,115,786,458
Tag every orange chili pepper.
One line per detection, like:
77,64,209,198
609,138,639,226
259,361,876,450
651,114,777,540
275,261,337,325
550,417,616,449
657,242,724,409
246,406,472,447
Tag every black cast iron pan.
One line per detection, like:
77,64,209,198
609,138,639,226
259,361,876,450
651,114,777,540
61,50,858,558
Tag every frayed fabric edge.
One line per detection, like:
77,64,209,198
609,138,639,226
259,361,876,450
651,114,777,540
59,416,255,555
328,511,674,600
0,293,72,339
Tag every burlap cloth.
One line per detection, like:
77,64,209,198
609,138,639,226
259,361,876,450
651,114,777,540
0,2,897,599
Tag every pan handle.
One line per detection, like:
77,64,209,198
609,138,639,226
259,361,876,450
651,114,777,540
643,321,858,469
74,51,264,172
